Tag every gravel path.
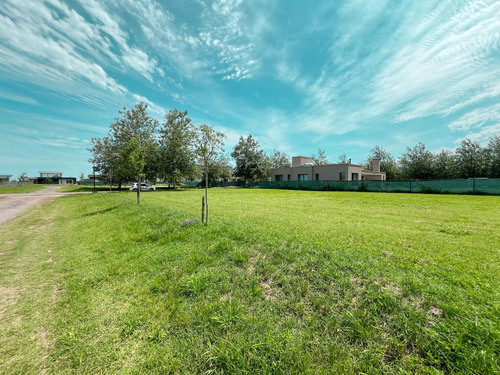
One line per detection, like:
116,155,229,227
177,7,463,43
0,186,87,226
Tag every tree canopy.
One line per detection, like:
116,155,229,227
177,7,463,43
311,149,329,165
159,109,197,186
269,149,291,168
231,134,269,184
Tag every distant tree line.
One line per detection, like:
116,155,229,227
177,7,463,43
89,104,228,190
90,103,500,189
364,137,500,180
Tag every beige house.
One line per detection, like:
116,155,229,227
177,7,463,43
271,156,386,182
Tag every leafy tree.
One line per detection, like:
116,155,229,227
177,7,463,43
159,109,197,187
195,124,226,225
205,155,233,181
269,149,291,168
311,148,329,165
400,143,436,180
486,136,500,178
122,138,147,204
231,134,269,184
18,172,29,186
337,154,347,163
434,149,458,179
79,172,85,183
365,146,400,180
455,138,487,178
89,102,159,204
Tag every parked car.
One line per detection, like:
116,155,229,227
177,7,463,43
129,182,156,191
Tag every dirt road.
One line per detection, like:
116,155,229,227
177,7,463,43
0,186,85,226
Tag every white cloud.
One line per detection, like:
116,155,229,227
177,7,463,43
457,123,500,144
0,89,38,105
34,136,89,149
370,0,500,122
78,0,164,82
131,94,167,118
0,0,127,97
448,103,500,132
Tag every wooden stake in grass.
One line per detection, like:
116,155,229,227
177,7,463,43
202,196,205,223
194,124,225,226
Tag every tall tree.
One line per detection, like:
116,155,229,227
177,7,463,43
195,124,226,225
159,109,197,187
89,136,121,186
231,134,268,184
18,172,29,186
337,154,347,163
204,154,233,181
366,146,400,180
434,149,458,179
455,138,487,178
400,143,436,180
486,136,500,178
311,148,329,165
269,149,291,168
89,102,159,204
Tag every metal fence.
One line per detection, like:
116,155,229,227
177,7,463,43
81,178,500,195
253,178,500,195
0,181,34,186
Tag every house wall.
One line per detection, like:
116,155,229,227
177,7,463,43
292,156,312,168
314,164,363,181
272,163,387,181
272,164,367,181
362,173,385,181
59,179,76,184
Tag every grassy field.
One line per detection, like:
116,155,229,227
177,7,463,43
0,185,48,194
0,189,498,374
57,185,117,193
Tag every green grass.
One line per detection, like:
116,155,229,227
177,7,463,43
57,185,117,193
0,185,48,194
0,189,498,374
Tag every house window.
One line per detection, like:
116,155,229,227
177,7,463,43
339,172,345,181
352,173,359,181
315,174,319,181
298,174,309,181
287,174,291,181
275,175,283,181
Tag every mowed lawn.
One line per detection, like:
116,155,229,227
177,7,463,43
0,189,498,374
0,185,48,194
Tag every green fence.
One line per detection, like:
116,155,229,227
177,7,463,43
253,178,500,195
81,179,107,186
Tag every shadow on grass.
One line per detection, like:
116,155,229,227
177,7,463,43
83,206,120,217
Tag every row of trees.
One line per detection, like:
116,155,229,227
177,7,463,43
364,138,500,180
89,104,228,188
89,103,226,216
90,104,500,194
89,104,291,191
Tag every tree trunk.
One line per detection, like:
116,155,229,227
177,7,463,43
205,171,209,225
201,196,205,223
137,175,141,205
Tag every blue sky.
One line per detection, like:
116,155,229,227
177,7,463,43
1,0,499,179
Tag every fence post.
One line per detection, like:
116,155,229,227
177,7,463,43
201,196,205,223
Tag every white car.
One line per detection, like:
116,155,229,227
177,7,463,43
129,182,156,191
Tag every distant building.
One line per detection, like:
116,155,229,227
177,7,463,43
271,156,386,182
33,171,76,184
0,174,13,182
